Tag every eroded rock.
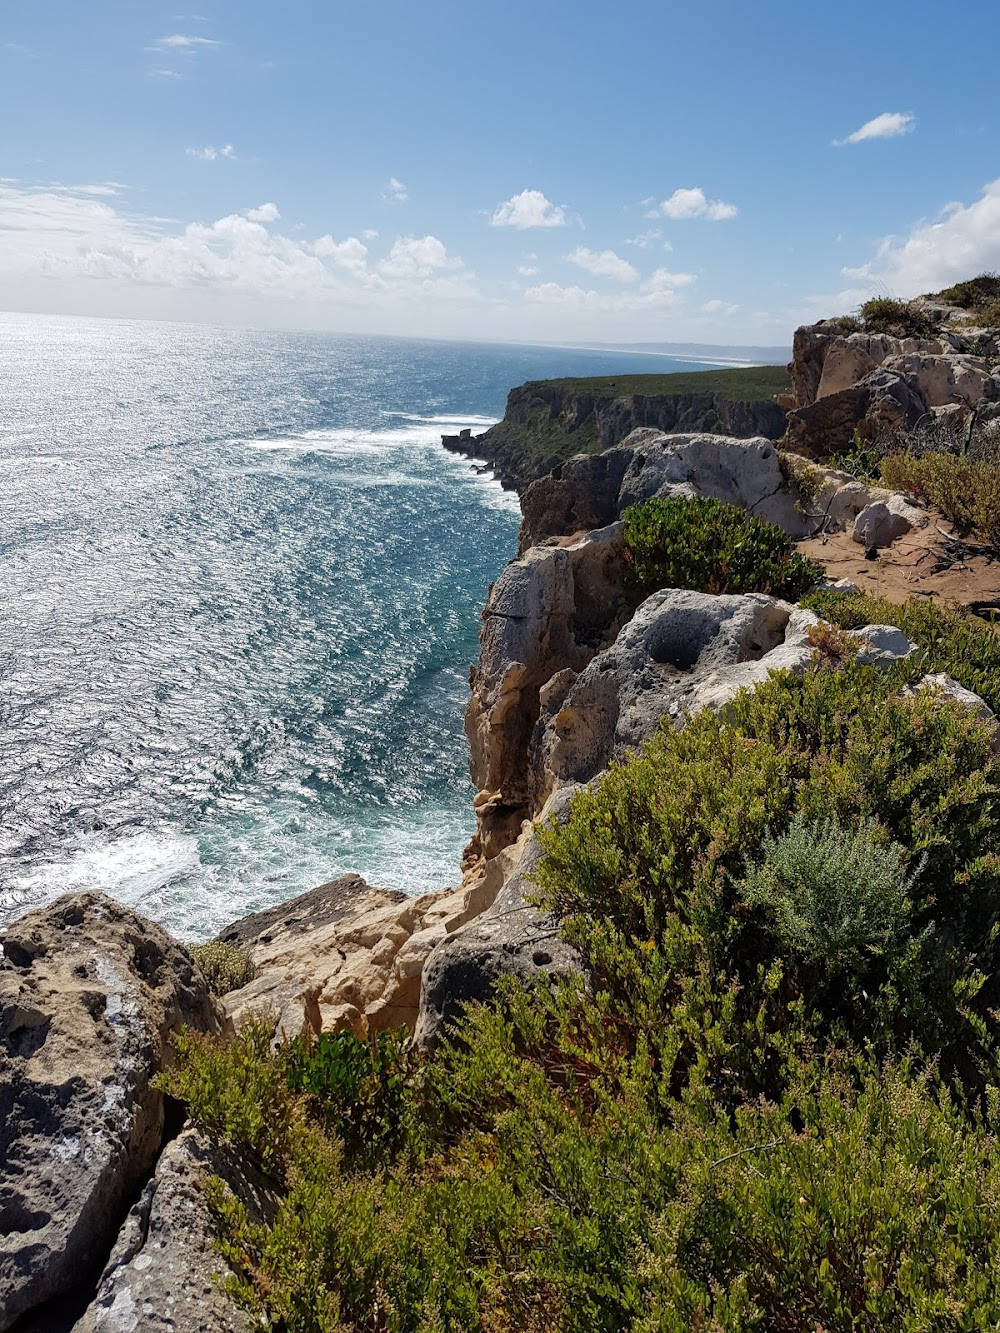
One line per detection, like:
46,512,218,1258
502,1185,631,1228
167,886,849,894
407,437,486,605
219,873,493,1040
72,1129,269,1333
0,894,222,1331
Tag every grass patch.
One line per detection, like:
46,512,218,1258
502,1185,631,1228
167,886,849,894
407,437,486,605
934,272,1000,310
539,363,790,403
191,940,257,996
858,296,939,339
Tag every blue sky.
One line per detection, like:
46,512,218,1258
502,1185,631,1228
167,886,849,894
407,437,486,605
2,0,998,344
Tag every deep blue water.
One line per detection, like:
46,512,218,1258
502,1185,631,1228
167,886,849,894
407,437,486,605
0,313,716,938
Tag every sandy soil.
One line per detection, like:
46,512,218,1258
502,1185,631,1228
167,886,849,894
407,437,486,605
797,522,1000,613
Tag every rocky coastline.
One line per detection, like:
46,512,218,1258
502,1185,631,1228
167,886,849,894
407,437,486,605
3,298,1000,1328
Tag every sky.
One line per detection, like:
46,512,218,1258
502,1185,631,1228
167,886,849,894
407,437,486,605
2,0,999,346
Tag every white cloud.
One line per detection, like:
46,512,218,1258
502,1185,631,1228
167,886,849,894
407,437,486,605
153,34,220,49
148,68,184,79
626,228,666,249
654,187,738,222
362,228,379,240
186,144,235,161
566,246,637,283
524,265,696,314
378,235,461,279
701,299,740,317
0,182,475,314
245,202,279,222
384,177,408,203
517,264,539,278
490,189,567,229
845,177,1000,294
314,234,369,271
833,112,915,146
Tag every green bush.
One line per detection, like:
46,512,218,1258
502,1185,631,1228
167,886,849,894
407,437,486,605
621,495,824,601
190,940,257,995
738,814,923,975
858,296,938,339
880,450,1000,548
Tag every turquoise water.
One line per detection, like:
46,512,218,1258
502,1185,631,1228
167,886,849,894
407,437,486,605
0,313,715,938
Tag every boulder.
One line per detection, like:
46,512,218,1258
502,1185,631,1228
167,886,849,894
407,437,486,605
72,1129,269,1333
0,893,222,1331
846,624,916,665
785,369,926,458
852,493,927,549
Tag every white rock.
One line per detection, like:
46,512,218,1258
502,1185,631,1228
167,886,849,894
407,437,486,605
847,624,915,664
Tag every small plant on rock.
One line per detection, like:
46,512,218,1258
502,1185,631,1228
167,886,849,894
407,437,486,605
622,495,824,601
858,296,939,339
190,940,257,996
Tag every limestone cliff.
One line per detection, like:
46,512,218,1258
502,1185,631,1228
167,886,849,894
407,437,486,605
443,372,788,492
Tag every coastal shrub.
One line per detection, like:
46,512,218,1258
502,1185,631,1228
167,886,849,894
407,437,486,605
934,271,1000,310
286,1027,421,1169
738,814,922,976
533,664,1000,1087
621,495,823,600
190,940,257,995
858,296,938,339
803,590,1000,710
831,427,882,482
880,450,1000,548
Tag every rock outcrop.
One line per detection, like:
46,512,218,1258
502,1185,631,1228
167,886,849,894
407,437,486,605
785,322,1000,457
519,430,807,551
0,894,222,1331
218,872,503,1041
73,1129,269,1333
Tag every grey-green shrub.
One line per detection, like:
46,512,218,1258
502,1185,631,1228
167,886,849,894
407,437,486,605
738,814,922,974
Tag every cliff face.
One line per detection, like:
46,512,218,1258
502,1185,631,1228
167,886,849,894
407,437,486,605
443,379,788,492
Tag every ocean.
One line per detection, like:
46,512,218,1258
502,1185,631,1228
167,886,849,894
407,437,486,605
0,312,718,940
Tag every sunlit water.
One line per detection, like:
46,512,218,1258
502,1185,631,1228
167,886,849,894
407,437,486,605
0,313,713,938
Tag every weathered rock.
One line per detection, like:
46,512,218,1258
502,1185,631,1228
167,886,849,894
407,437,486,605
72,1129,269,1333
852,493,927,549
0,893,222,1331
915,674,1000,751
219,873,489,1040
785,369,926,458
465,524,629,864
847,624,915,665
417,788,585,1051
520,430,806,552
882,352,993,409
533,590,820,799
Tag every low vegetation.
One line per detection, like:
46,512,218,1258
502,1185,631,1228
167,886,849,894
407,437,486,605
881,450,1000,548
164,595,1000,1330
934,271,1000,314
857,296,939,339
622,495,824,600
190,940,257,995
542,363,790,402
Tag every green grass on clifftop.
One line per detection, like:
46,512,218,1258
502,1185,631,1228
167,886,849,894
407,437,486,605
540,363,789,401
